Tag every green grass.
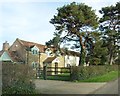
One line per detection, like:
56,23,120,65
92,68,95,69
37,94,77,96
39,70,119,82
44,73,70,81
79,71,119,82
47,73,70,81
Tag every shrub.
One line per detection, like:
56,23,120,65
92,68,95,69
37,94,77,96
2,62,35,94
70,65,118,81
70,66,80,81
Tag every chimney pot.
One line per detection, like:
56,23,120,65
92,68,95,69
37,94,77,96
3,41,9,51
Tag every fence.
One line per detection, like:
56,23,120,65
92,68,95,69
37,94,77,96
42,66,72,80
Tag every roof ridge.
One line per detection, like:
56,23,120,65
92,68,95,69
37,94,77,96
17,38,24,45
18,38,46,47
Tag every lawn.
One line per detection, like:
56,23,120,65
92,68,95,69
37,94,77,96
79,71,119,82
40,73,70,81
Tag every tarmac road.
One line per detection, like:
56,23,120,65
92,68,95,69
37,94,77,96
92,78,119,95
34,79,106,94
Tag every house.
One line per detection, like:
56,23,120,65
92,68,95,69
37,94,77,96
0,41,12,62
0,39,80,76
8,38,80,69
63,50,80,67
0,41,23,63
9,38,47,67
0,51,12,62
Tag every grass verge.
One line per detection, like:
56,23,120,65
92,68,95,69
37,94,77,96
39,70,119,82
78,71,119,82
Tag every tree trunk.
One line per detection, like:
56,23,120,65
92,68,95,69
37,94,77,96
109,50,113,65
108,40,115,65
79,46,83,66
78,36,85,66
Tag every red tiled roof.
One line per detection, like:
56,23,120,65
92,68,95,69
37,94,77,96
17,38,47,53
17,38,80,56
0,50,23,62
8,51,23,62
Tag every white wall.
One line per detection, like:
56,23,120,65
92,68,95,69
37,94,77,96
64,55,79,67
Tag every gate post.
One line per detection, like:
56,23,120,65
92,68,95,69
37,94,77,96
70,66,72,75
43,65,47,80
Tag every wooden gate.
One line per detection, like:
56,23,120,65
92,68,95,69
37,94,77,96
43,66,72,80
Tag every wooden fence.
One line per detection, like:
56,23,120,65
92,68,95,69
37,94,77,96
43,66,72,80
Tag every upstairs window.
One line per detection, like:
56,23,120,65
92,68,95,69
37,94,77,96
67,64,71,67
32,50,38,55
45,48,53,57
55,50,61,56
67,56,69,59
31,46,39,55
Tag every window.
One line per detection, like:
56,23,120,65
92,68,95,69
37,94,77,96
55,50,61,56
67,56,69,59
32,62,35,68
32,50,38,55
67,64,71,67
31,46,39,55
47,51,53,56
50,52,53,56
32,62,38,68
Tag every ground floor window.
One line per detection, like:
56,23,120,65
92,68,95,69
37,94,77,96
32,62,38,68
67,64,71,67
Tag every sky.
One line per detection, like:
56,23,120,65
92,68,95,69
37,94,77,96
0,0,119,50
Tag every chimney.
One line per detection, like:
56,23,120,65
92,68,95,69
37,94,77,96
3,41,10,51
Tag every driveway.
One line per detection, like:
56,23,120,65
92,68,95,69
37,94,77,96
34,79,106,94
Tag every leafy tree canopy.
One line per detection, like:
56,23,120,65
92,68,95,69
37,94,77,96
99,2,120,65
48,2,98,65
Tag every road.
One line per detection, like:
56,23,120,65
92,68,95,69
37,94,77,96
34,78,119,95
34,79,106,94
92,78,119,95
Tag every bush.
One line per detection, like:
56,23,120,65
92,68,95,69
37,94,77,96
2,62,35,94
70,65,118,81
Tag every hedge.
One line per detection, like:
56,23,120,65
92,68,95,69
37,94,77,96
2,62,35,94
70,65,119,81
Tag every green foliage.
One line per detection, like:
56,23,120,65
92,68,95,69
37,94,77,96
61,68,70,73
70,65,118,81
46,34,60,48
2,63,35,94
79,71,119,82
51,2,98,29
47,73,70,81
3,81,35,94
99,2,120,65
49,2,98,66
70,66,80,81
89,40,108,65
